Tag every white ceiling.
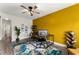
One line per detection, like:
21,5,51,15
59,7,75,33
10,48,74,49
0,3,76,20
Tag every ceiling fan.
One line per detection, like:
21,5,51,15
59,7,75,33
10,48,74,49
20,5,40,16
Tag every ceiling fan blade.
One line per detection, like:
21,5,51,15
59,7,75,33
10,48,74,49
20,5,29,10
34,5,37,9
22,12,26,13
31,10,40,14
29,11,33,16
35,12,40,14
31,13,33,16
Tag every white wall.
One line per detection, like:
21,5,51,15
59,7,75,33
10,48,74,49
0,12,32,41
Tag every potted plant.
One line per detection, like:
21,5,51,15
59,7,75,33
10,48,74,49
15,26,20,42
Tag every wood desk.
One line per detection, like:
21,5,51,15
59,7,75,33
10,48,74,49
68,48,79,55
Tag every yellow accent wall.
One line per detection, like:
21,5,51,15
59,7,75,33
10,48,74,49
33,3,79,48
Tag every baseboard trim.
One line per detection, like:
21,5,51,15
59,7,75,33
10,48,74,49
54,42,67,48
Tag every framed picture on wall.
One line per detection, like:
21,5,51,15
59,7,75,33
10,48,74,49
25,26,28,33
21,24,24,32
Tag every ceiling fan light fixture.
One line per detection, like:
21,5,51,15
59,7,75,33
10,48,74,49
34,5,37,9
21,4,40,16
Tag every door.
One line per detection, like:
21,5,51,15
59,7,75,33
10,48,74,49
1,18,12,43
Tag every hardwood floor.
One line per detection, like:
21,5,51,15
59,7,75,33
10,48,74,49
0,40,13,55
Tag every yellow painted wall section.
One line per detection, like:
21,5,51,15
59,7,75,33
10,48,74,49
33,4,79,48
